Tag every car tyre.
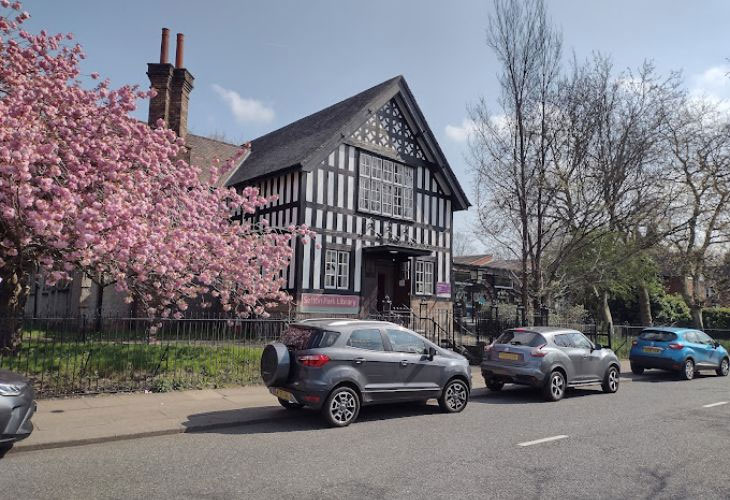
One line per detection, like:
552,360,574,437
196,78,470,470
438,379,469,413
601,365,620,393
543,370,566,402
717,357,729,377
322,386,360,427
278,398,304,410
680,358,695,380
486,379,504,392
0,443,12,458
630,364,644,375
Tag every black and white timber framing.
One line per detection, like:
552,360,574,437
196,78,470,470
226,76,470,315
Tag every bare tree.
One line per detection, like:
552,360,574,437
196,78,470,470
470,0,562,322
665,99,730,328
452,231,478,256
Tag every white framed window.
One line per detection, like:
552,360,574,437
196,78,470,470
325,249,350,290
415,260,434,295
358,152,413,220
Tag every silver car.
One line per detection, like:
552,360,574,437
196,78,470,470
0,369,36,456
481,327,621,401
261,319,471,427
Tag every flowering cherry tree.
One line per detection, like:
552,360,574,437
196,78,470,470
0,2,310,349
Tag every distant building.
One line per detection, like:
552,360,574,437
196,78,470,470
452,255,520,319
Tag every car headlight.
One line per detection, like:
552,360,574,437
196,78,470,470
0,384,24,396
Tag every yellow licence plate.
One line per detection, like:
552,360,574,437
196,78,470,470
272,388,295,401
498,352,520,361
643,347,661,353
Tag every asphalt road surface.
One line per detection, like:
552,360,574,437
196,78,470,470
2,370,729,499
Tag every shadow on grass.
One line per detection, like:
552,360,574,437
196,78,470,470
183,401,445,435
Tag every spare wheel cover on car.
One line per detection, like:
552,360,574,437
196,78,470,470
260,343,291,386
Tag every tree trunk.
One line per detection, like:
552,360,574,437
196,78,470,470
0,266,31,352
593,286,614,335
637,282,653,326
691,307,704,330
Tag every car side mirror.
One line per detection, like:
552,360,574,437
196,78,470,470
714,341,720,349
592,344,602,351
426,346,437,361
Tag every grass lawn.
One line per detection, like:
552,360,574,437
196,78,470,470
0,339,265,396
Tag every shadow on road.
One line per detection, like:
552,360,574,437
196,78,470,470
183,401,445,435
626,370,717,383
470,385,606,404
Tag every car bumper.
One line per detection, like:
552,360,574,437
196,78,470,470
481,361,545,387
269,386,328,410
629,354,683,371
0,389,36,444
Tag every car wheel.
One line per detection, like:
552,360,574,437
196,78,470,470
630,364,644,375
602,366,620,393
322,386,360,427
0,443,12,458
438,379,469,413
717,357,729,377
486,379,504,392
543,370,566,402
680,359,695,380
278,398,304,410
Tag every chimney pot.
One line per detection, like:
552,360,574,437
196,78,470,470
159,28,170,64
175,33,184,68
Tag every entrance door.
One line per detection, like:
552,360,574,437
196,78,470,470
392,260,411,309
377,273,386,311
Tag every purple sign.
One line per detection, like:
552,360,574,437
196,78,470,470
436,282,451,296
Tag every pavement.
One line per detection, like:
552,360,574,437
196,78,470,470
10,362,633,454
1,360,728,499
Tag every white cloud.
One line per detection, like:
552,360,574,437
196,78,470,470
211,84,275,124
445,118,478,142
689,65,730,114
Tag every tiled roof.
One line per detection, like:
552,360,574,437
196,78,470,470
453,255,494,267
185,133,245,185
225,76,401,186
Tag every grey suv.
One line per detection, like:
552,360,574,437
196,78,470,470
261,319,471,426
481,327,621,401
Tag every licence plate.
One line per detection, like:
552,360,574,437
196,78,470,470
271,388,296,402
643,346,661,353
498,352,520,361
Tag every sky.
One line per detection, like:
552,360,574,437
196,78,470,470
21,0,730,244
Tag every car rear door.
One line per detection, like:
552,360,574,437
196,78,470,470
683,331,709,366
693,331,719,368
566,333,594,383
384,328,441,401
344,328,399,400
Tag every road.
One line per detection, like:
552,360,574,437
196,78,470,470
1,370,729,499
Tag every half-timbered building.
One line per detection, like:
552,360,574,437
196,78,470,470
225,76,470,317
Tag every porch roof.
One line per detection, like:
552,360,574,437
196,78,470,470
362,244,431,258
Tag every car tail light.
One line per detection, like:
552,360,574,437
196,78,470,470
667,343,684,350
531,344,548,357
302,394,320,403
297,354,330,367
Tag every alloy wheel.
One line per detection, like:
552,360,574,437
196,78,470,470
685,360,695,380
551,373,565,399
721,359,729,376
446,381,468,411
329,391,356,424
608,368,618,391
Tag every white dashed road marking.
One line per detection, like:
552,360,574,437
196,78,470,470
702,401,728,409
518,435,568,447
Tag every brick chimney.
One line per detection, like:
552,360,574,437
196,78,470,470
146,28,173,128
146,29,194,139
169,33,194,139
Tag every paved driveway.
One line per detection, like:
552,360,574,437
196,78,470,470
1,370,729,499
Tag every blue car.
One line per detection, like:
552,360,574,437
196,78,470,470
629,327,730,380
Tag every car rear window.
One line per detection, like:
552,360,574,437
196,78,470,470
496,330,546,347
280,326,340,350
639,330,677,342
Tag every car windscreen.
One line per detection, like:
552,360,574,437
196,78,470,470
639,330,677,342
280,326,339,350
496,330,546,347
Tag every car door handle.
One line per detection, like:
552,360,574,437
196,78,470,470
354,357,366,364
400,360,409,367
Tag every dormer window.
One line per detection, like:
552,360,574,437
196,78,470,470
358,152,413,220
